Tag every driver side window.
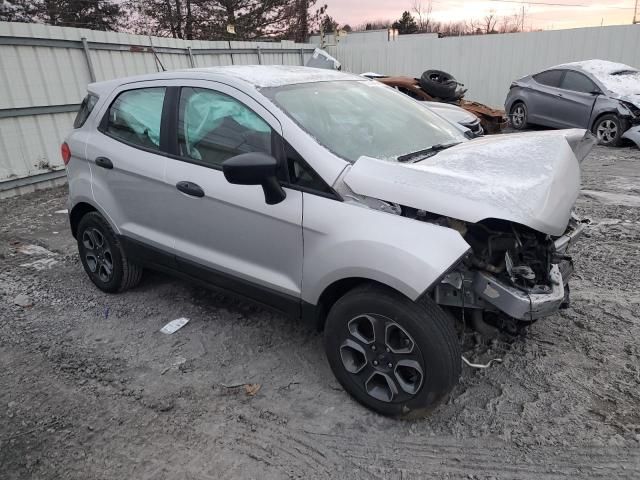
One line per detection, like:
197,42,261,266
178,87,273,168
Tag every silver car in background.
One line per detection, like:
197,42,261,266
505,59,640,147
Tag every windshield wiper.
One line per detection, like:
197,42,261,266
397,142,461,163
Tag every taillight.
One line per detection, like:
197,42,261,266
61,142,71,166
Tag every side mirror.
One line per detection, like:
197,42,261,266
590,89,601,95
222,152,286,205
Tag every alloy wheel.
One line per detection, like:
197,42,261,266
339,314,425,403
82,227,114,283
511,105,525,128
596,119,618,144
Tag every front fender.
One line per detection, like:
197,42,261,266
301,194,470,305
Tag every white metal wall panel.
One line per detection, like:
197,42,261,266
330,25,640,108
0,21,314,182
0,112,75,180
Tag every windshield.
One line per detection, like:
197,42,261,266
262,80,466,163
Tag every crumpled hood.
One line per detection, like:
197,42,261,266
343,129,596,236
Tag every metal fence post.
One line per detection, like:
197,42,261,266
187,46,195,67
256,45,262,65
299,47,304,66
81,37,96,82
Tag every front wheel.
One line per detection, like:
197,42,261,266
324,284,461,418
592,114,625,147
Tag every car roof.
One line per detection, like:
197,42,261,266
552,59,638,76
87,65,363,96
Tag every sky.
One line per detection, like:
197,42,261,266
321,0,638,31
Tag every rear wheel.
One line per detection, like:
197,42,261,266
77,212,142,293
510,102,528,130
324,284,461,418
592,114,625,147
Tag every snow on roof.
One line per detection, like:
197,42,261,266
555,59,640,98
191,65,363,88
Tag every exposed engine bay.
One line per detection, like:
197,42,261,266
396,206,586,322
403,209,560,294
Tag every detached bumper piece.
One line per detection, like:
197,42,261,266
473,265,565,321
622,125,640,148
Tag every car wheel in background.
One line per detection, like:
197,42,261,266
324,284,461,419
77,212,142,293
592,114,625,147
510,102,528,130
419,70,458,99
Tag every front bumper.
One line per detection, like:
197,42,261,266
622,125,640,148
473,265,565,320
434,216,586,321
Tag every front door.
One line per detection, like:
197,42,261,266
163,82,304,313
553,70,598,128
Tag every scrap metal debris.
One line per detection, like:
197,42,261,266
461,355,503,369
160,317,189,334
219,382,262,396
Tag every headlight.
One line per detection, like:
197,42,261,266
620,100,640,117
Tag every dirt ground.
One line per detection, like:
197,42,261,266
1,145,639,479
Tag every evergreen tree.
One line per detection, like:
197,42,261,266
392,11,418,34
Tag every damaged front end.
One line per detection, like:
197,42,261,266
430,214,587,321
336,129,596,324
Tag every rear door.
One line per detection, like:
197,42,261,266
527,69,566,127
87,81,176,263
554,70,598,128
162,81,304,312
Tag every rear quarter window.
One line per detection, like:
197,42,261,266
532,70,564,88
74,94,98,128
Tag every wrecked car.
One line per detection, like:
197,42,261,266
363,73,507,134
63,66,593,418
505,59,640,147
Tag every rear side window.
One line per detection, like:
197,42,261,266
73,94,98,128
533,70,563,87
103,87,166,151
560,71,597,93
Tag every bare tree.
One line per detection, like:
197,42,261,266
411,0,432,32
483,10,498,34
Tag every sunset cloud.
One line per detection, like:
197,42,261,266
323,0,637,30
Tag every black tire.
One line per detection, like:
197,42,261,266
76,212,142,293
509,101,528,130
324,284,461,418
419,69,458,98
592,114,626,147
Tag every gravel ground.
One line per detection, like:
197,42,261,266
1,145,639,479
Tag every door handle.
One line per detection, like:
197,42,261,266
557,93,564,97
95,157,113,169
176,181,204,198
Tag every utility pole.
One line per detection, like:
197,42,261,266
634,0,639,24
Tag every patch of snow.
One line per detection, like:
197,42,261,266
17,244,55,256
191,65,362,88
556,59,640,106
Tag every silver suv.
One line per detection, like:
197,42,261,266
64,66,592,418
